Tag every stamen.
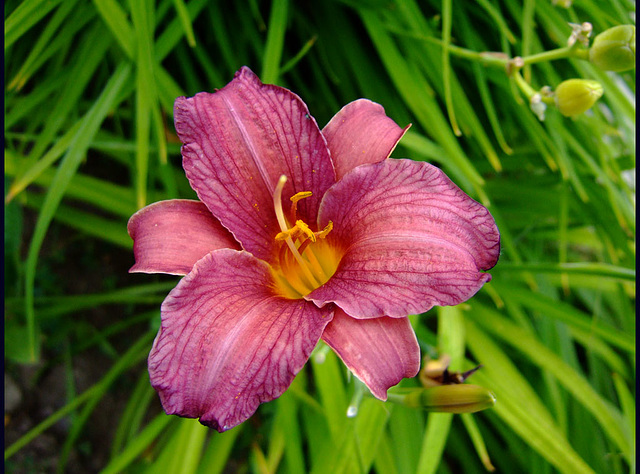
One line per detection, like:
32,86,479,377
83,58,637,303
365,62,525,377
290,191,313,221
316,221,333,239
291,191,313,202
295,220,316,243
273,176,321,288
303,246,330,281
272,177,341,299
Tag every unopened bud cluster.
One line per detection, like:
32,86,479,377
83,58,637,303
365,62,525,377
521,23,634,120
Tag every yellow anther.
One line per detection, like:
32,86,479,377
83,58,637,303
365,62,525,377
275,230,292,241
275,220,318,243
290,191,313,220
295,220,316,243
290,191,313,203
315,221,333,239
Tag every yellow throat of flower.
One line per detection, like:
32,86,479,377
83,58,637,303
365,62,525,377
271,175,341,299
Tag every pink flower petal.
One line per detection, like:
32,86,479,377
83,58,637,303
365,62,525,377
149,249,334,432
322,99,409,180
310,159,500,318
128,200,240,275
175,67,336,261
321,309,420,400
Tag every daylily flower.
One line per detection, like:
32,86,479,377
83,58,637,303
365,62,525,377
128,67,500,432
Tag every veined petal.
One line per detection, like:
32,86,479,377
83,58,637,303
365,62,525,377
310,159,500,318
321,309,420,400
149,249,334,432
128,200,239,275
175,67,336,261
322,99,409,180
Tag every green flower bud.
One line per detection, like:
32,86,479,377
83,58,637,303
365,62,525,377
589,25,635,72
554,79,604,117
388,385,496,414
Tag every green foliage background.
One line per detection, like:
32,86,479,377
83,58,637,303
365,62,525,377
4,0,635,472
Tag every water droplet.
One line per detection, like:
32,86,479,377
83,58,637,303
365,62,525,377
346,405,358,418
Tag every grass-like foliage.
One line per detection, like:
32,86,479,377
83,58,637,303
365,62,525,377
4,0,635,472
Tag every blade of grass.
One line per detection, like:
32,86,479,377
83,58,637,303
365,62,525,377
358,9,486,199
494,283,634,352
93,0,136,58
416,413,453,474
23,62,132,362
5,123,82,203
461,414,495,472
465,320,596,474
5,151,136,218
266,403,287,473
57,331,155,472
19,192,132,250
101,414,174,474
388,404,424,473
5,73,68,129
6,283,171,320
441,0,460,136
173,0,197,47
353,398,391,472
474,0,516,44
7,0,82,91
274,388,306,474
8,24,113,198
373,432,399,474
493,262,635,281
154,418,209,474
392,0,502,174
280,35,317,75
5,383,103,460
416,305,465,474
155,0,209,62
472,62,512,158
196,427,243,474
261,0,288,83
612,372,635,470
4,0,64,49
131,0,155,208
470,302,629,461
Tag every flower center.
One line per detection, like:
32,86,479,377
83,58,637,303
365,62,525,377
271,175,341,299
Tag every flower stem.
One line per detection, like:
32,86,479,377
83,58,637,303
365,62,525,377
441,41,588,69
